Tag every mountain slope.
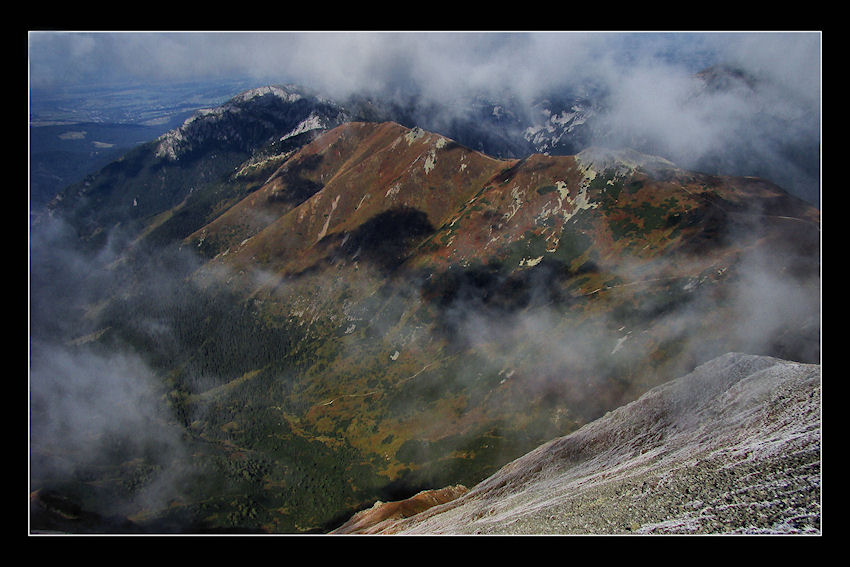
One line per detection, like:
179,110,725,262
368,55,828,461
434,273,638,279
348,352,820,535
39,85,351,252
188,121,511,274
30,90,820,534
178,122,817,532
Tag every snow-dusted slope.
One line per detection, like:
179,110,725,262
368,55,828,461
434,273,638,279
154,84,350,160
523,99,595,155
354,353,821,535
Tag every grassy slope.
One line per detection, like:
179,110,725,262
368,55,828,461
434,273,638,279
31,122,820,534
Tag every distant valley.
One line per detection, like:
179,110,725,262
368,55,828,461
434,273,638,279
29,79,261,210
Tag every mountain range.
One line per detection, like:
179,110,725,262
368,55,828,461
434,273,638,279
29,78,821,534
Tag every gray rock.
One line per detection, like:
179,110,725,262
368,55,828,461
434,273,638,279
370,353,821,535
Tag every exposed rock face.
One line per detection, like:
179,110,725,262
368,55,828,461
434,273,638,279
154,84,350,161
330,485,469,534
351,353,820,535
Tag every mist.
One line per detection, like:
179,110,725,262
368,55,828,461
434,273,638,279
28,31,820,204
30,342,191,515
28,30,820,530
29,213,201,524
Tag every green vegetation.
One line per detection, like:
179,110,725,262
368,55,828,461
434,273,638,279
31,113,821,536
33,160,700,534
72,274,392,531
607,191,684,242
55,142,253,252
185,409,386,532
589,169,625,212
609,218,641,241
393,426,551,490
502,231,549,270
552,224,593,269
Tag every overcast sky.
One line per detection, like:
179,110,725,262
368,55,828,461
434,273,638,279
28,31,822,203
27,31,819,101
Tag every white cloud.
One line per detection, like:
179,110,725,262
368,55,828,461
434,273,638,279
28,31,820,201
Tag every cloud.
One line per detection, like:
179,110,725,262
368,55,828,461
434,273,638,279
25,32,692,94
29,32,819,202
577,32,820,204
28,31,818,101
28,215,197,517
29,341,191,516
27,31,821,530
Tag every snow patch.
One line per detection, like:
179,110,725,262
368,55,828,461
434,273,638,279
559,180,598,222
280,112,324,141
503,186,523,222
519,256,544,268
316,194,341,242
424,150,437,174
356,193,371,210
575,147,678,179
405,127,426,144
232,85,303,105
611,332,630,355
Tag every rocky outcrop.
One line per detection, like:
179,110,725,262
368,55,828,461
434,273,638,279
344,353,820,535
330,485,469,534
154,85,350,161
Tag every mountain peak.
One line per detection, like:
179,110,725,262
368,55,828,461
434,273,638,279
154,83,349,161
229,84,306,105
695,64,759,93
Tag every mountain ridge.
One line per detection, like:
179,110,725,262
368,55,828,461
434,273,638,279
335,352,820,535
30,82,821,534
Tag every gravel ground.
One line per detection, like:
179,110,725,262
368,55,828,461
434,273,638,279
364,353,821,535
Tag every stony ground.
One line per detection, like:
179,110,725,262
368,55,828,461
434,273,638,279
346,353,820,535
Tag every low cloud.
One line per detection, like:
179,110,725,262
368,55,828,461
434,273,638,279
29,31,820,202
30,341,191,516
28,30,821,526
29,216,198,517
